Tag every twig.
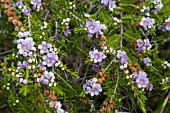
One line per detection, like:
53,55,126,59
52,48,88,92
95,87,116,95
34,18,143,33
159,91,170,113
54,71,78,94
81,65,89,85
0,104,8,109
114,70,119,93
28,15,32,35
120,11,123,50
105,58,115,71
0,50,13,55
94,5,103,15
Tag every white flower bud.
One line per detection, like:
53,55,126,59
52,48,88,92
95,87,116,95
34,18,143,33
32,65,36,69
28,59,32,63
49,83,52,87
16,74,20,78
120,65,124,70
16,100,19,103
167,63,170,67
6,87,9,90
54,83,57,86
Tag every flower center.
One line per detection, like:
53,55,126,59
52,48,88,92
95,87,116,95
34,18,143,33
46,58,51,63
89,25,94,30
22,45,28,51
140,80,144,85
94,54,99,59
143,21,149,26
42,46,48,51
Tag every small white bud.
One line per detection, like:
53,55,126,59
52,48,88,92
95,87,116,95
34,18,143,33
42,32,45,35
6,87,10,90
120,65,124,70
32,65,36,69
7,83,10,86
28,59,32,63
66,18,70,22
54,83,57,86
16,74,20,78
49,83,52,87
16,100,19,103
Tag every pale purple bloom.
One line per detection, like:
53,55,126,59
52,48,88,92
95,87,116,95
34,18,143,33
165,17,170,31
42,52,59,67
108,1,116,11
116,50,128,65
37,71,55,85
143,57,151,67
158,25,167,32
64,26,71,37
24,9,30,16
116,50,126,59
15,0,23,8
135,71,149,88
17,38,35,57
17,61,28,68
83,78,102,96
146,83,153,91
89,49,106,63
140,17,155,30
92,61,104,72
31,0,42,10
20,78,28,84
167,38,170,42
86,20,99,34
86,20,107,37
136,39,144,48
38,41,52,54
101,0,111,6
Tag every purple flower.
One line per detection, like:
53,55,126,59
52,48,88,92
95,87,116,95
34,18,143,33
116,50,126,59
17,38,35,57
42,52,59,67
89,49,106,63
108,1,116,11
146,83,153,91
140,17,155,30
15,0,23,8
86,20,107,37
38,41,52,54
17,61,28,68
31,0,42,10
24,9,30,16
135,71,149,88
86,20,99,34
166,37,170,42
20,78,28,84
165,17,170,31
143,57,151,67
158,25,167,32
101,0,111,6
92,61,105,72
83,78,102,96
37,71,55,85
64,26,71,37
136,39,144,48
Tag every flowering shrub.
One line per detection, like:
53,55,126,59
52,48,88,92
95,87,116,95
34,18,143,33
0,0,170,113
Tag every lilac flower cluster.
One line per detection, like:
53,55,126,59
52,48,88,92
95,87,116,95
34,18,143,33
49,101,68,113
83,78,102,96
133,71,153,91
158,16,170,32
38,41,59,67
15,0,30,16
86,20,107,38
89,49,106,63
136,39,152,52
17,61,28,69
140,17,155,31
17,38,36,57
101,0,116,11
116,50,128,70
151,0,163,14
143,57,151,67
37,71,55,85
38,41,52,54
31,0,42,10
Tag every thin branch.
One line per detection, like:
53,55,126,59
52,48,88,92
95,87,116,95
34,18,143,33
0,50,13,55
120,11,123,50
54,71,78,94
114,70,119,93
